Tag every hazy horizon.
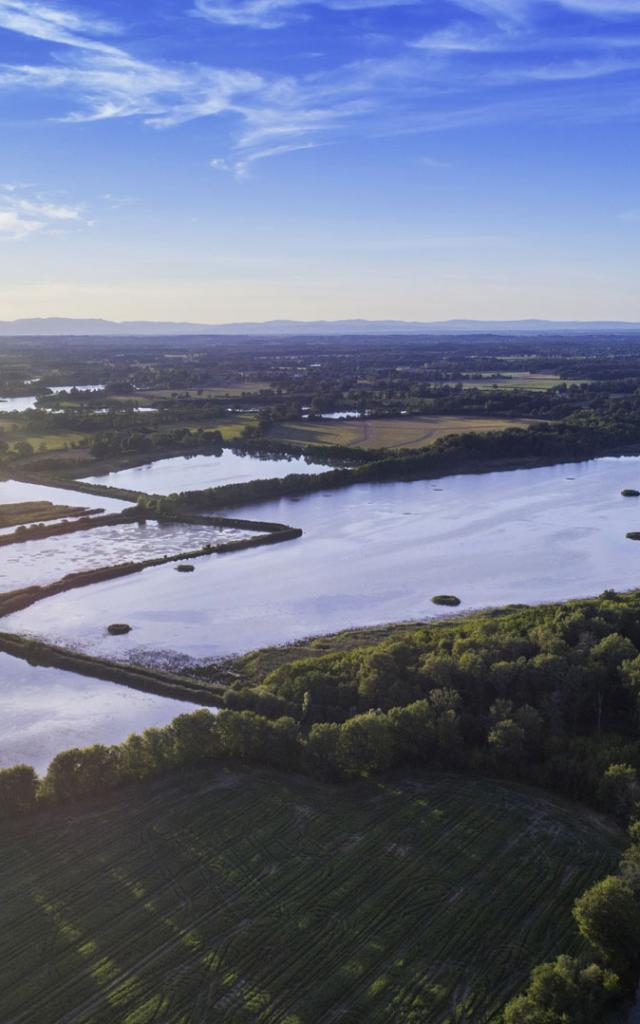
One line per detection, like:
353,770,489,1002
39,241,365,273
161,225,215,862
4,315,640,337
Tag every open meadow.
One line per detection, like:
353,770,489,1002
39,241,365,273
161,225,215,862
457,372,575,391
268,415,536,451
0,767,620,1024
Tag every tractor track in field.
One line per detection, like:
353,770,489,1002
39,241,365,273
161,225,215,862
0,770,621,1024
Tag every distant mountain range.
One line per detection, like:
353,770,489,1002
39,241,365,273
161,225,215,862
1,317,640,337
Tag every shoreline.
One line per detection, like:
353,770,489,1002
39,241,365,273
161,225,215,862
3,589,636,708
5,436,640,516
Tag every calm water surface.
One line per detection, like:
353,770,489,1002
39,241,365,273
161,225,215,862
0,651,201,774
0,396,38,413
49,384,105,394
9,455,640,663
81,449,333,494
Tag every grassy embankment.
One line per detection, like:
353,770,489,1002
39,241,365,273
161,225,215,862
267,414,540,451
0,501,97,528
0,766,620,1024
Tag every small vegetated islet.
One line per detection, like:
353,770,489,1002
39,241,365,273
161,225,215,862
107,623,132,635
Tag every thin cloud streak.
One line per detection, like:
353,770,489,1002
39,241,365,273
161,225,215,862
0,0,120,53
212,141,318,176
194,0,417,30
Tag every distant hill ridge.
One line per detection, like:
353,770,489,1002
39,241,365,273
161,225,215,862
1,317,640,337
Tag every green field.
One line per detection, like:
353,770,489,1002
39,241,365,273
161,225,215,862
175,414,258,440
268,415,537,451
0,767,619,1024
139,383,272,399
0,417,90,453
456,372,589,391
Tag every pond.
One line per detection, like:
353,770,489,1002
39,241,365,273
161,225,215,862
301,409,370,420
8,455,640,664
80,448,334,495
0,396,38,413
0,385,105,413
0,651,201,775
1,518,251,592
48,384,105,394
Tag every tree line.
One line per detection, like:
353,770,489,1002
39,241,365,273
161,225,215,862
139,404,640,516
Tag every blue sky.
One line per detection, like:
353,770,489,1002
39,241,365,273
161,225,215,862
0,0,640,321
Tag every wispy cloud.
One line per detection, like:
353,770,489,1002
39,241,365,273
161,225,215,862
558,1,640,13
0,184,86,240
0,0,119,52
194,0,417,30
489,55,640,82
0,54,264,125
452,0,640,18
212,141,318,176
412,23,514,53
0,0,640,185
420,155,451,168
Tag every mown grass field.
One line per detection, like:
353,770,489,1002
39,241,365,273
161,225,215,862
456,372,589,391
269,414,537,450
0,767,619,1024
138,383,272,399
0,417,90,452
153,413,258,442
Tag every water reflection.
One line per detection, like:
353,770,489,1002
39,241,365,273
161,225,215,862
0,651,201,774
81,448,333,494
0,396,38,413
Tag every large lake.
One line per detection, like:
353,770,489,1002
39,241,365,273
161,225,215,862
7,455,640,663
0,651,200,775
81,449,333,494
